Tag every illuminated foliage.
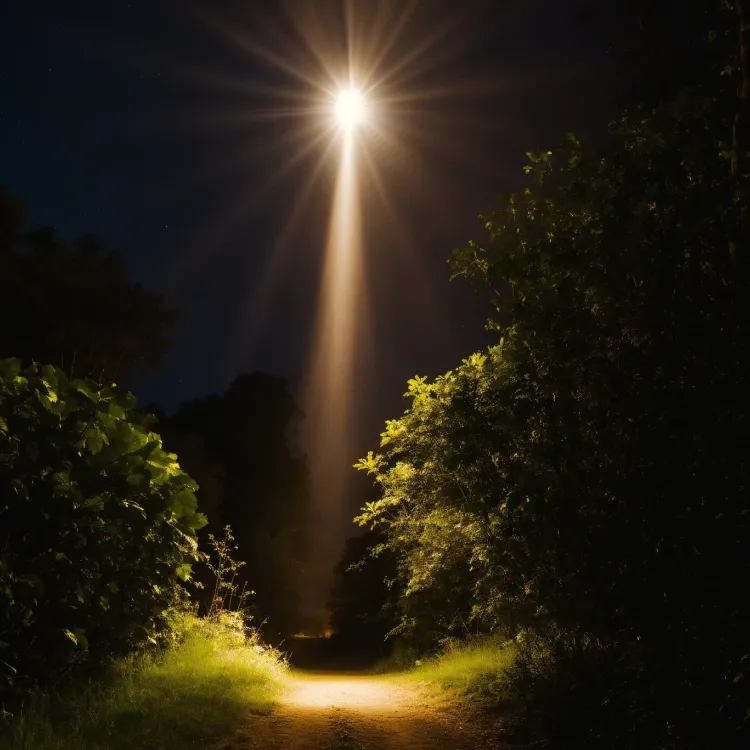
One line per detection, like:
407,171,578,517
359,84,750,746
0,360,206,696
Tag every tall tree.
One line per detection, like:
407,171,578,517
328,531,398,657
359,86,750,750
0,187,179,382
163,372,312,638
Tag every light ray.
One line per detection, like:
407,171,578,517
166,124,337,287
198,5,332,94
357,144,440,322
302,128,369,599
343,0,420,88
226,136,341,363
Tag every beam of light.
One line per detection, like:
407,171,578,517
302,125,368,608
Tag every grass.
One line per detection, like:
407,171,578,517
401,635,516,710
1,612,288,750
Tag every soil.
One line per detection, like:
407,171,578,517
219,670,500,750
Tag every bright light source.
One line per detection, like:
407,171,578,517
335,88,365,132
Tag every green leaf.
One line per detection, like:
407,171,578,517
83,425,108,455
107,401,127,419
73,381,97,402
146,445,179,471
126,471,149,490
166,487,198,519
172,473,199,491
180,512,208,533
41,364,59,393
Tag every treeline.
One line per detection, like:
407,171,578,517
354,5,750,748
0,187,178,383
0,187,310,700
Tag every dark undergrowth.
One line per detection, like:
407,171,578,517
399,633,750,749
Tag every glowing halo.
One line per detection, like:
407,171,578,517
335,88,365,132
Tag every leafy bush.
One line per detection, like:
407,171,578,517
0,359,206,696
493,632,643,748
0,611,287,750
358,89,750,745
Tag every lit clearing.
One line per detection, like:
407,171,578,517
240,671,483,748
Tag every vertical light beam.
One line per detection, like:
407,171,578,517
302,129,366,627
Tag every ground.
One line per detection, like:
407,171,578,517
221,670,497,750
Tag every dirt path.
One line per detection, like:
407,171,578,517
223,670,495,750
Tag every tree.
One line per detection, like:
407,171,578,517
359,85,750,746
0,186,179,382
0,359,205,697
356,354,520,649
327,531,399,657
162,372,312,638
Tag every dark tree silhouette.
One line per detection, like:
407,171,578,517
161,372,312,638
328,531,398,658
0,186,179,382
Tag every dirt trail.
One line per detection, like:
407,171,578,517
225,670,494,750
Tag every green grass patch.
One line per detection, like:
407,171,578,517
1,612,288,750
402,635,516,709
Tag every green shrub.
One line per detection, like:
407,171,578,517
494,632,641,748
0,359,206,696
405,635,515,707
0,611,287,750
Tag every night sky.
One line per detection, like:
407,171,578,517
1,1,630,540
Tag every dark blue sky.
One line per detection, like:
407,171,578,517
1,0,629,527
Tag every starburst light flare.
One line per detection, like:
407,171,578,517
335,88,366,132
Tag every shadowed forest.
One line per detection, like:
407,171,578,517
2,2,750,749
